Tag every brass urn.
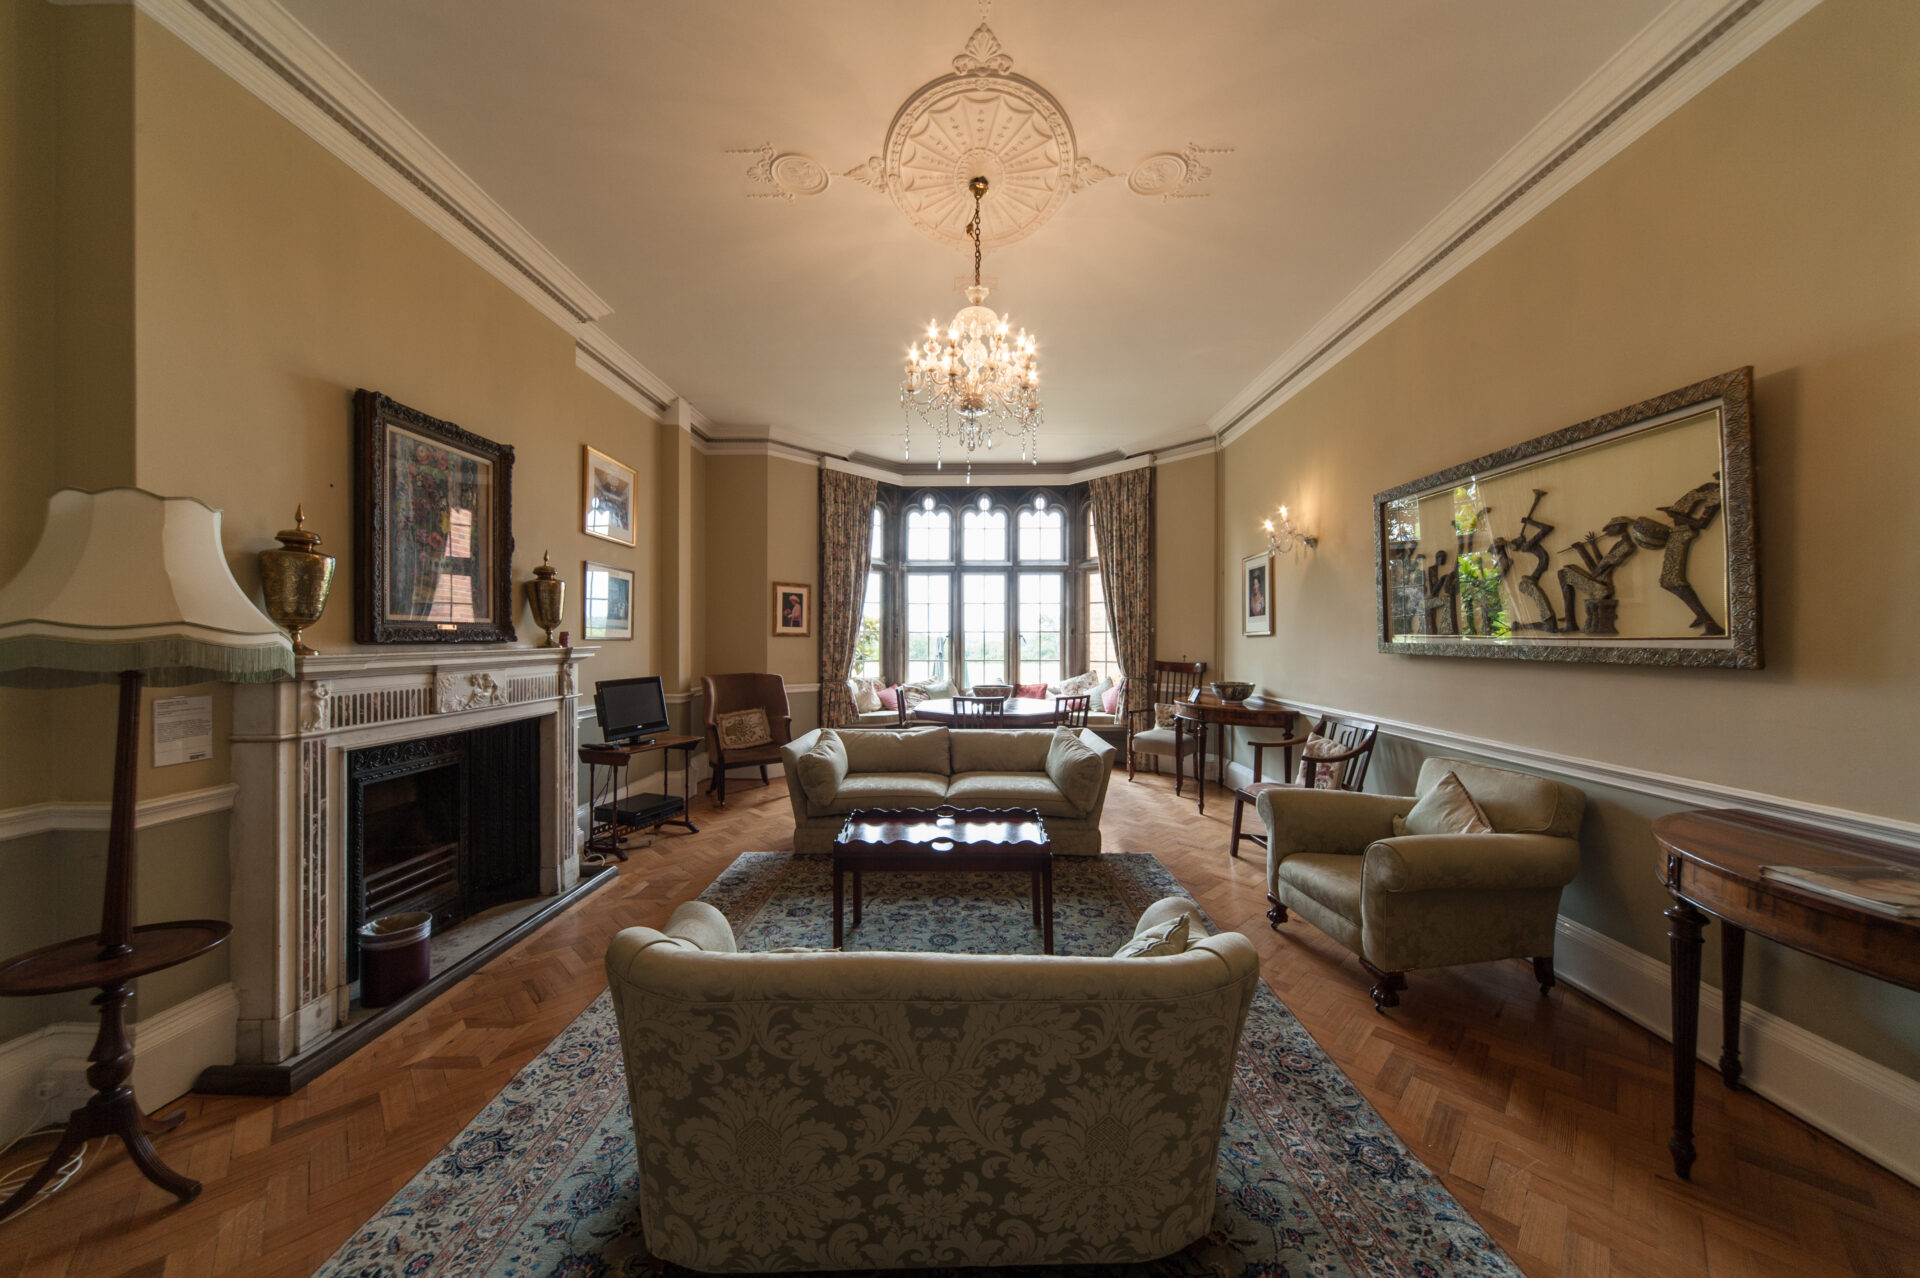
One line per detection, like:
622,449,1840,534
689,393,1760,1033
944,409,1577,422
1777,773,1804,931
258,505,336,656
527,551,566,647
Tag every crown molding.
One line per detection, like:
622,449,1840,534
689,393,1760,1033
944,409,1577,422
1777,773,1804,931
1211,0,1821,447
139,0,693,423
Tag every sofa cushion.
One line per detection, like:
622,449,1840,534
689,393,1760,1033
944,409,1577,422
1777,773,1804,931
951,728,1055,774
1016,682,1049,700
1276,853,1364,921
791,730,850,807
848,677,884,714
945,772,1080,819
1115,912,1190,958
840,726,950,775
1395,770,1493,837
1046,727,1106,816
1133,895,1206,938
1415,756,1584,838
876,683,900,710
1050,671,1101,698
819,772,951,815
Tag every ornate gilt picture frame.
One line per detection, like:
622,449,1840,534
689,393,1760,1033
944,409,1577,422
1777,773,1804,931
353,390,516,645
1372,367,1757,668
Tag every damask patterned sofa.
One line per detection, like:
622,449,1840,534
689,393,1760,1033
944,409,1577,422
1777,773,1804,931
606,898,1259,1271
779,725,1116,854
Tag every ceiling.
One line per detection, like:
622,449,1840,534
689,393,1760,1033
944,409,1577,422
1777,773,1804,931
276,0,1673,464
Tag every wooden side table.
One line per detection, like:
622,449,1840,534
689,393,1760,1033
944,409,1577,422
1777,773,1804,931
1173,696,1296,814
1653,808,1920,1179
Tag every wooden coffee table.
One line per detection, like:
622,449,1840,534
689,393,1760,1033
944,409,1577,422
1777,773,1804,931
833,806,1053,952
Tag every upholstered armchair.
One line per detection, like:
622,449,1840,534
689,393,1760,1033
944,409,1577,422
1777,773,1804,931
1259,756,1585,1010
700,673,792,804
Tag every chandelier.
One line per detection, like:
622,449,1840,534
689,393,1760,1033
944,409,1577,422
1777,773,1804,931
901,176,1041,477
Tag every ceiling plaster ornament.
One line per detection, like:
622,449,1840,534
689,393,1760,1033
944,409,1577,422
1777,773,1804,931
735,17,1231,246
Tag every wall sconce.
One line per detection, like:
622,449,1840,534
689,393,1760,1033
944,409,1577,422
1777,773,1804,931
1262,506,1317,555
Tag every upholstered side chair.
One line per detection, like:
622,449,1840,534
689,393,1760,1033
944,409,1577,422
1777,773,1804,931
1123,660,1206,783
1260,756,1585,1011
700,673,792,804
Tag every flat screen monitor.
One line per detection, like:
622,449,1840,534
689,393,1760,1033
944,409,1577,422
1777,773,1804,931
594,675,670,745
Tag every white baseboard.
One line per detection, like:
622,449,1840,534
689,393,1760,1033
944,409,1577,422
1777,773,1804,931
0,983,239,1149
1552,918,1920,1186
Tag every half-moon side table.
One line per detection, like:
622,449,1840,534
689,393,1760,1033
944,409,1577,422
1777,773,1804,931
1172,696,1296,815
1652,809,1920,1180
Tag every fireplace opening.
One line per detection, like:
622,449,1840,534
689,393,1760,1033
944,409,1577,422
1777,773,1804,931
346,718,541,984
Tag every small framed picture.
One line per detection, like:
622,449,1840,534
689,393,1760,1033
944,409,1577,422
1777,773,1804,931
1243,551,1273,636
583,560,634,640
773,582,811,637
583,446,637,546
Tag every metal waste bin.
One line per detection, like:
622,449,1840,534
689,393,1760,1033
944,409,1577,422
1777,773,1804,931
359,911,432,1007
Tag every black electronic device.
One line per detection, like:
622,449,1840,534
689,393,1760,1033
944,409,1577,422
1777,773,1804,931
594,675,671,746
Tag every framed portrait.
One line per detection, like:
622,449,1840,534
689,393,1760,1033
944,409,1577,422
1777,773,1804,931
353,389,515,644
583,561,634,640
1242,552,1273,636
1373,366,1757,667
773,582,811,637
583,445,637,546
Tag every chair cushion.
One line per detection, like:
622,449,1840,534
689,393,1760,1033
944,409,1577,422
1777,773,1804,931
1276,853,1364,922
1394,770,1493,837
840,726,951,775
1130,726,1208,757
1046,728,1106,816
791,730,849,807
1295,735,1351,790
944,772,1080,819
1153,701,1179,729
1415,757,1585,838
715,708,772,750
1114,912,1191,958
818,772,951,815
950,728,1055,774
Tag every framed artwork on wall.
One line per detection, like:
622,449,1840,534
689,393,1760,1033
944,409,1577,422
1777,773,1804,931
773,582,811,637
583,560,634,641
1242,552,1273,636
583,446,637,546
1372,366,1757,667
353,389,515,644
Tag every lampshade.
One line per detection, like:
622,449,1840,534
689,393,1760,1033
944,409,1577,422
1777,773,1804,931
0,488,295,689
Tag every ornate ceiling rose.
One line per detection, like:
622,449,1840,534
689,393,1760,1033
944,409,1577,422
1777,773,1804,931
734,17,1230,232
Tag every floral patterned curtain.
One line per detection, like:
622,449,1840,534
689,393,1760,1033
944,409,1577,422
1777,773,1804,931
1088,467,1154,720
818,467,879,728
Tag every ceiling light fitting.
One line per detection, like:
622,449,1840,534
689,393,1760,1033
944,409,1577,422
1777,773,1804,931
1263,506,1317,555
901,176,1041,480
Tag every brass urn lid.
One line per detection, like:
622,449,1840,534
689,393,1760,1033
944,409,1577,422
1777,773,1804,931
272,505,323,552
532,550,559,581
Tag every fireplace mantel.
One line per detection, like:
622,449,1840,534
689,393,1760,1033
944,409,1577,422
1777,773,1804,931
227,644,594,1065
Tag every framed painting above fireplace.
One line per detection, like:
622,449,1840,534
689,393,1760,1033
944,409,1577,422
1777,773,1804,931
353,389,516,644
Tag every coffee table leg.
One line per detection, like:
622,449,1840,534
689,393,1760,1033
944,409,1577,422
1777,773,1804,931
832,862,845,948
1042,860,1054,955
852,870,863,927
1031,868,1041,928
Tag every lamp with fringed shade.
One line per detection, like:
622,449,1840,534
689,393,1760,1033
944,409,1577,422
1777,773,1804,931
0,488,292,1219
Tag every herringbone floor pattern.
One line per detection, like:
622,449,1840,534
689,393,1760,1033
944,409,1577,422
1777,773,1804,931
3,774,1915,1277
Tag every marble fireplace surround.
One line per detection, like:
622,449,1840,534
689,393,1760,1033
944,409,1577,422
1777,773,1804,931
227,645,594,1067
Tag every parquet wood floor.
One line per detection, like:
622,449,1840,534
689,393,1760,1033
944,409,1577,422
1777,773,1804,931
3,774,1916,1277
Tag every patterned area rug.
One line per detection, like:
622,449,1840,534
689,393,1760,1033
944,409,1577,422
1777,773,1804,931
315,854,1520,1278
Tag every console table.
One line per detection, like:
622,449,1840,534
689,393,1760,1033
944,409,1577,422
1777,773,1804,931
579,735,701,859
1173,696,1296,814
1652,808,1920,1179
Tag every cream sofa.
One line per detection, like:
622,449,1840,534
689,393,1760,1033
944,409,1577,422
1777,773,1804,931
606,897,1259,1272
780,725,1116,854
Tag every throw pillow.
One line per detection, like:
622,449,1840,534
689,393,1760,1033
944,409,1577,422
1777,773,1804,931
1153,701,1178,730
1400,770,1494,837
715,707,773,750
1103,680,1123,716
848,677,883,714
1114,912,1190,958
876,684,900,711
1016,682,1049,700
1050,670,1100,697
1294,734,1350,790
1046,727,1105,816
790,729,848,807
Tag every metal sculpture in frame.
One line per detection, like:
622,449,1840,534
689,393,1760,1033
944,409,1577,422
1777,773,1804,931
1373,367,1757,668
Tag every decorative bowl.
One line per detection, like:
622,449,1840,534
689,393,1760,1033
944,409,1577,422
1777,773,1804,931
1210,680,1255,703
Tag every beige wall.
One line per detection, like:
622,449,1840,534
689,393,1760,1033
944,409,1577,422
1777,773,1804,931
1218,0,1920,1074
1153,455,1218,668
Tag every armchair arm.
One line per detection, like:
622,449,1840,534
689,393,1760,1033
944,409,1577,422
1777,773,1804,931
1364,833,1579,895
1257,787,1414,860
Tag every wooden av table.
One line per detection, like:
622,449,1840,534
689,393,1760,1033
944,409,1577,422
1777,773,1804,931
1652,808,1920,1179
832,807,1053,952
